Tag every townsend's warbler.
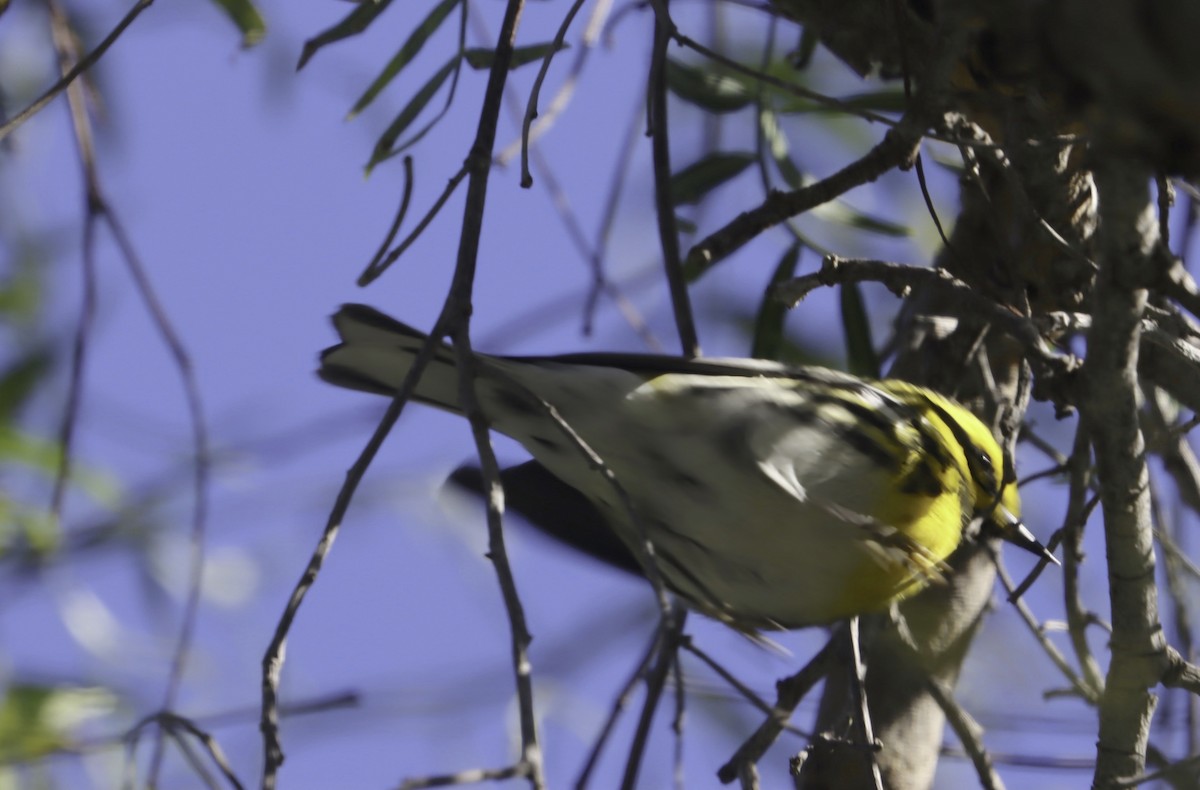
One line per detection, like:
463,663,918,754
320,304,1053,630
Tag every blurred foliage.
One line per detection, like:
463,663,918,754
0,684,117,764
209,0,265,49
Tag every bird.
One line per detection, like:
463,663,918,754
319,303,1054,631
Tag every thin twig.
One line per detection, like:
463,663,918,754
717,635,838,783
358,163,468,285
265,9,537,777
47,8,211,787
0,0,156,144
779,256,1068,378
1060,424,1106,697
503,0,614,168
584,100,655,343
399,764,526,789
671,643,686,790
450,325,544,787
577,628,660,789
682,639,806,733
622,604,687,789
470,8,656,348
686,117,924,280
362,157,415,275
517,0,594,185
166,728,221,790
993,552,1098,703
260,328,445,787
46,2,98,537
847,618,884,790
926,680,1005,790
646,0,699,356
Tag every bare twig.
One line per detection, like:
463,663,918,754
584,100,658,344
682,639,806,733
1060,424,1107,697
577,628,661,789
684,114,924,279
671,640,686,790
399,765,526,789
449,325,544,788
261,329,445,786
994,552,1099,703
621,604,687,789
470,7,657,348
47,7,214,787
779,256,1067,377
516,0,600,185
0,0,155,144
262,0,542,785
847,618,884,790
362,157,415,276
358,163,469,285
646,0,699,356
927,680,1004,790
717,635,838,783
46,3,98,537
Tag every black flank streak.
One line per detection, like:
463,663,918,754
839,425,899,470
898,461,945,497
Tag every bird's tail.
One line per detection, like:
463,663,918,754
319,304,464,412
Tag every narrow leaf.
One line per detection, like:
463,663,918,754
813,199,910,237
752,243,803,360
665,59,752,113
367,57,459,171
209,0,266,47
463,41,567,71
670,152,755,206
299,0,395,69
348,0,461,119
0,348,52,423
775,88,906,115
840,282,880,377
759,108,804,189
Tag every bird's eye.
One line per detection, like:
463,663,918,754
970,447,998,496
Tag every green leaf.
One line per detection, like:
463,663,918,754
0,347,52,424
298,0,396,69
367,57,460,171
775,88,907,116
840,282,880,377
0,254,44,322
0,427,122,508
665,59,752,113
752,243,803,360
670,152,755,206
209,0,265,48
812,199,910,237
347,0,462,119
463,41,567,71
759,108,804,190
0,684,117,761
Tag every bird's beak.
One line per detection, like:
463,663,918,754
997,507,1059,565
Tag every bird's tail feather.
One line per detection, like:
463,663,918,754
319,304,464,412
